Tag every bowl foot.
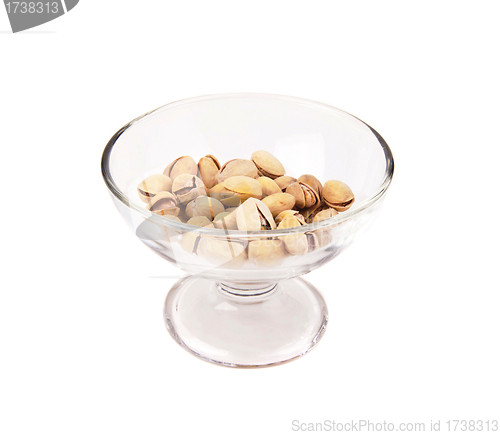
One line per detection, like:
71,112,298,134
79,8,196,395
163,276,328,368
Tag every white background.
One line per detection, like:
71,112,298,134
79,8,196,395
1,1,499,434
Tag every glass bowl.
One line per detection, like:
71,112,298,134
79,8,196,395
101,93,394,368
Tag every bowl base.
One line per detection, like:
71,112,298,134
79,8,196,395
163,275,328,368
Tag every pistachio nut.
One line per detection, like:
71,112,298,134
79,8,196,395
213,210,239,230
313,208,339,222
277,215,308,256
297,174,322,197
137,174,172,203
285,181,319,209
322,180,355,211
172,174,206,204
146,191,180,217
217,159,258,183
275,210,306,225
302,202,328,223
179,231,201,253
251,150,286,179
222,176,262,202
236,197,276,231
248,239,288,267
185,196,224,220
163,156,198,181
198,155,220,189
274,175,297,191
186,216,213,227
257,176,282,197
261,193,296,218
208,182,242,207
197,237,247,268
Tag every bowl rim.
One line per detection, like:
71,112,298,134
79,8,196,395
101,92,394,236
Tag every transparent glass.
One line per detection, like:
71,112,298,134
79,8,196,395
101,93,394,368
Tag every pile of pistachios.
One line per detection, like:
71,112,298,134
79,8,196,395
137,151,354,264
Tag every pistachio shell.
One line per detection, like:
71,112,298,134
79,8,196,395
180,232,201,253
285,182,305,208
217,159,258,183
223,176,262,202
248,239,288,267
186,216,212,227
198,155,220,189
277,215,308,256
172,174,206,204
137,174,172,203
306,232,319,252
257,176,282,197
261,193,296,218
275,210,306,225
213,210,239,230
197,237,247,268
236,197,276,231
163,156,198,181
185,196,224,220
251,150,286,179
274,176,297,191
322,180,355,211
313,208,339,222
146,191,180,217
297,174,322,197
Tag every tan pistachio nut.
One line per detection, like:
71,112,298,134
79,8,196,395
285,181,319,209
305,231,319,253
213,211,239,231
277,215,308,256
248,239,288,267
178,222,215,253
185,196,224,220
322,180,355,211
236,198,276,231
275,210,306,225
163,156,198,181
198,155,220,189
251,150,286,179
257,176,282,196
217,159,258,183
197,237,247,268
146,191,180,217
218,176,263,203
186,216,213,227
171,174,206,204
310,208,338,248
302,202,329,223
261,193,296,218
137,174,172,203
208,182,242,207
274,175,297,191
297,174,323,197
313,208,339,223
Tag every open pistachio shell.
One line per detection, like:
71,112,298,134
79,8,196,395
261,193,296,218
257,176,282,197
137,174,172,203
275,210,306,225
217,159,258,183
213,210,239,230
197,237,247,268
185,196,224,220
198,155,220,189
285,181,319,209
146,191,180,217
236,197,276,231
251,150,286,179
313,208,339,222
248,239,288,267
223,176,262,202
322,180,355,211
274,175,297,191
163,156,198,181
172,174,206,204
297,174,322,197
277,215,308,256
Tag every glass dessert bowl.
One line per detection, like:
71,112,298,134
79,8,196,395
101,93,394,368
